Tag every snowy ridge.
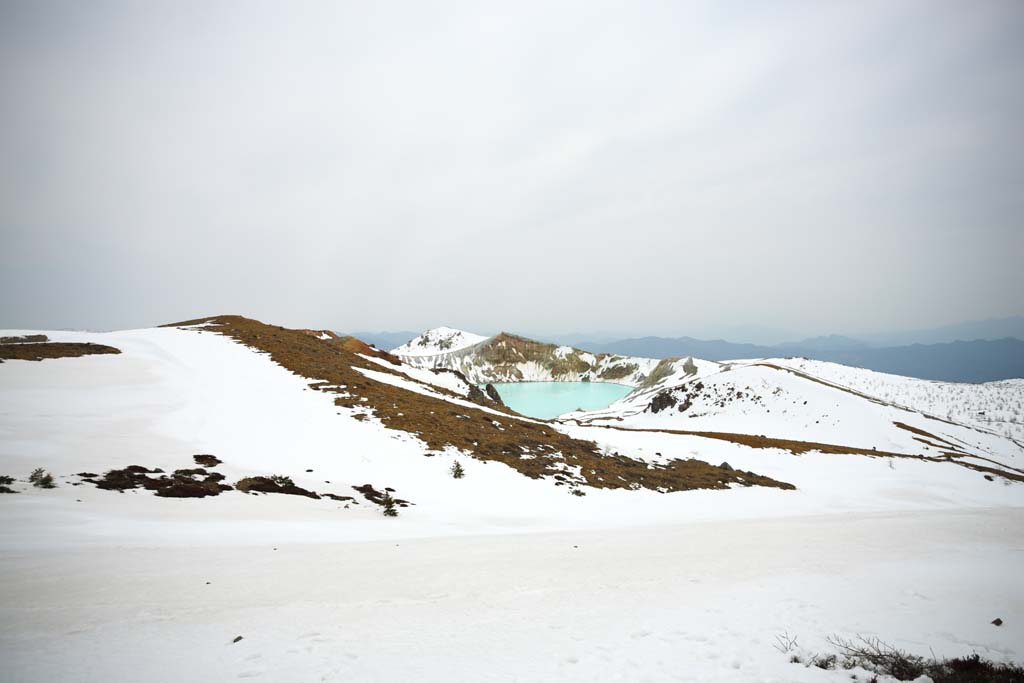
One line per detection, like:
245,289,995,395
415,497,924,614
564,357,1024,471
391,326,488,357
766,357,1024,443
392,328,703,389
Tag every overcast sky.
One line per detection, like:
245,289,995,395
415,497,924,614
1,1,1022,339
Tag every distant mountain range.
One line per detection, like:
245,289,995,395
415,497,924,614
857,315,1024,347
345,316,1024,383
565,337,1024,383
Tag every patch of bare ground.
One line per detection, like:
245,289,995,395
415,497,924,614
583,423,1024,483
235,476,319,499
166,315,794,493
82,460,365,502
93,465,233,498
352,483,413,507
0,342,121,362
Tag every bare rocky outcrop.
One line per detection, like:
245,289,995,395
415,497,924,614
648,390,678,414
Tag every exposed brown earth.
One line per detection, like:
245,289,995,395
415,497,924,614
166,315,795,493
0,342,121,362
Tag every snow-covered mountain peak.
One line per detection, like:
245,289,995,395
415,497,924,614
391,326,489,357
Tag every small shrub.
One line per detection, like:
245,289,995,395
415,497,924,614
381,492,399,517
810,654,837,670
269,474,294,487
450,461,465,479
819,635,1024,682
0,474,15,494
29,468,56,489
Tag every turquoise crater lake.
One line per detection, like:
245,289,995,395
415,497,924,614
488,382,633,420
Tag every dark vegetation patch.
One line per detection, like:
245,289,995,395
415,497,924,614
95,464,231,498
236,476,319,499
29,468,56,488
322,493,356,502
0,334,49,344
0,474,16,493
166,315,795,493
80,458,382,506
0,342,121,362
353,483,412,508
804,635,1024,682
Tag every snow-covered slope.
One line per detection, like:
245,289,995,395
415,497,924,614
767,357,1024,442
3,318,1023,682
564,357,1024,481
391,326,488,356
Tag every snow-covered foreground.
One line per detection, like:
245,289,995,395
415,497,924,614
1,509,1020,682
2,324,1023,681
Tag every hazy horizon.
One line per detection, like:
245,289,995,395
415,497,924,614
2,1,1022,335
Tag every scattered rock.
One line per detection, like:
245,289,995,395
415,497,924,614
720,462,734,471
233,636,243,643
323,493,355,502
992,618,1003,626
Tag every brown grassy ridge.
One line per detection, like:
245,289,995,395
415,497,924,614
166,315,795,493
0,342,121,362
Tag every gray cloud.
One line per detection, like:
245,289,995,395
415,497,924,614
1,0,1022,337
